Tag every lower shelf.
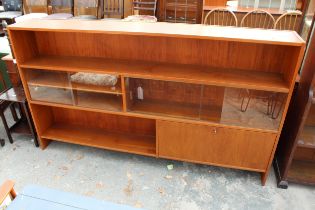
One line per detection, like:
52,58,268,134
288,160,315,185
41,124,156,157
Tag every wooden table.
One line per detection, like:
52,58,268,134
0,86,39,147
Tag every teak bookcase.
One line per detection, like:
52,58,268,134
8,20,305,185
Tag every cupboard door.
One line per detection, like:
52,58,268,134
157,120,277,171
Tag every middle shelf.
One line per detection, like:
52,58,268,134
20,55,290,93
23,67,287,131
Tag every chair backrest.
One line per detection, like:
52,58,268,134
132,0,157,16
3,0,22,11
50,0,73,14
103,0,124,18
240,9,275,29
23,0,48,14
203,8,237,26
274,10,302,31
74,0,99,17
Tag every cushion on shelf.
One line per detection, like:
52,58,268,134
70,73,118,86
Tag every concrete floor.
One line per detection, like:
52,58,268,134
0,111,314,210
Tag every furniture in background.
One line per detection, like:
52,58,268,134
44,0,73,19
23,0,48,13
157,0,203,24
103,0,124,19
203,7,237,26
0,180,16,208
15,0,48,22
1,55,21,89
0,86,39,147
8,20,305,185
123,0,157,22
0,0,22,55
0,181,137,209
274,21,315,188
131,0,157,16
240,9,275,29
73,0,99,19
202,6,303,31
0,66,18,147
300,0,315,41
274,10,303,30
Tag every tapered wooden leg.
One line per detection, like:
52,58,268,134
261,172,268,186
0,111,13,143
39,138,51,150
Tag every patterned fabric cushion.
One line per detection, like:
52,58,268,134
3,0,22,11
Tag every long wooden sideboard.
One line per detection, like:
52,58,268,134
8,20,305,185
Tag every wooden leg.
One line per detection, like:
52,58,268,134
273,158,289,189
9,103,19,122
21,102,39,147
39,138,51,150
0,111,13,144
0,139,4,147
261,172,268,186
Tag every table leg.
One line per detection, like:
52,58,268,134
0,111,13,144
10,103,19,122
21,102,39,147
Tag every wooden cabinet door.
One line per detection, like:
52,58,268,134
157,120,277,171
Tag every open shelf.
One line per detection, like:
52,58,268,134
42,123,156,157
29,86,73,105
74,91,122,111
288,160,315,184
27,69,122,95
130,100,201,120
20,55,289,93
298,125,315,149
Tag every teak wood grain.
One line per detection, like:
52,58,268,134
20,55,289,93
157,120,276,171
8,20,304,46
7,20,305,186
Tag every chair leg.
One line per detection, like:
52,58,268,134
0,111,13,144
10,103,19,122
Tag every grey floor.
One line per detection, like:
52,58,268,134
0,110,314,210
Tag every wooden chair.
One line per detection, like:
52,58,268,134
103,0,124,19
132,0,157,16
44,0,73,19
274,10,302,31
73,0,99,19
203,8,237,26
23,0,48,14
240,9,275,29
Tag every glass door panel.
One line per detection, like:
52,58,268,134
126,78,287,131
24,69,123,111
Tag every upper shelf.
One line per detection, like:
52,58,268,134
21,55,289,93
8,20,304,46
